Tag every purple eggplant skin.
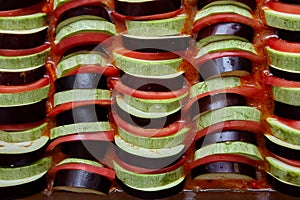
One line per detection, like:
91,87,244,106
274,101,300,120
53,169,112,195
197,0,256,10
57,5,112,24
196,23,254,42
55,73,108,92
120,71,185,92
190,93,247,119
0,0,43,11
115,103,181,129
0,99,46,125
264,135,300,161
55,104,109,127
198,56,252,81
0,142,48,167
279,0,300,5
114,0,182,17
60,140,109,161
277,29,300,43
121,34,191,53
195,130,257,150
115,145,184,170
0,174,47,200
269,66,300,82
116,177,185,200
0,29,47,50
191,161,257,179
0,66,45,86
266,173,300,198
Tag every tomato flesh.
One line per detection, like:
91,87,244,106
267,1,300,15
267,37,300,53
0,43,50,57
265,75,300,88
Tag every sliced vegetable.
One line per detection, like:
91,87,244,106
0,0,43,11
264,8,300,31
197,0,256,10
274,101,300,120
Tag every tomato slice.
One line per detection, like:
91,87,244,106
275,116,300,130
48,163,115,181
193,13,263,33
53,33,113,55
54,0,107,20
0,77,49,93
46,131,114,152
266,1,300,15
64,65,120,77
0,2,43,16
267,37,300,53
271,153,300,168
114,49,180,60
0,119,46,131
195,50,264,66
48,100,111,117
194,120,263,142
114,155,186,174
265,75,300,88
183,86,261,116
188,154,261,170
0,43,50,57
110,79,189,100
111,8,183,21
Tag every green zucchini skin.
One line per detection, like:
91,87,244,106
53,169,111,195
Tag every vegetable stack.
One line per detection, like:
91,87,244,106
111,0,191,198
263,0,300,197
186,0,265,188
0,0,51,199
46,0,117,195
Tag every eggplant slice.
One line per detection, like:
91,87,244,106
191,161,257,180
196,22,254,42
195,130,257,150
120,71,185,92
0,0,43,11
198,56,252,80
277,29,300,43
55,73,108,92
0,174,47,200
116,177,185,200
269,66,300,82
60,140,110,161
0,100,46,125
274,101,300,120
121,34,190,53
197,0,256,10
0,66,45,86
264,135,300,160
56,104,109,127
114,0,182,17
279,0,300,5
57,5,112,24
115,103,181,129
115,146,184,170
0,29,47,50
190,93,247,119
53,169,111,195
